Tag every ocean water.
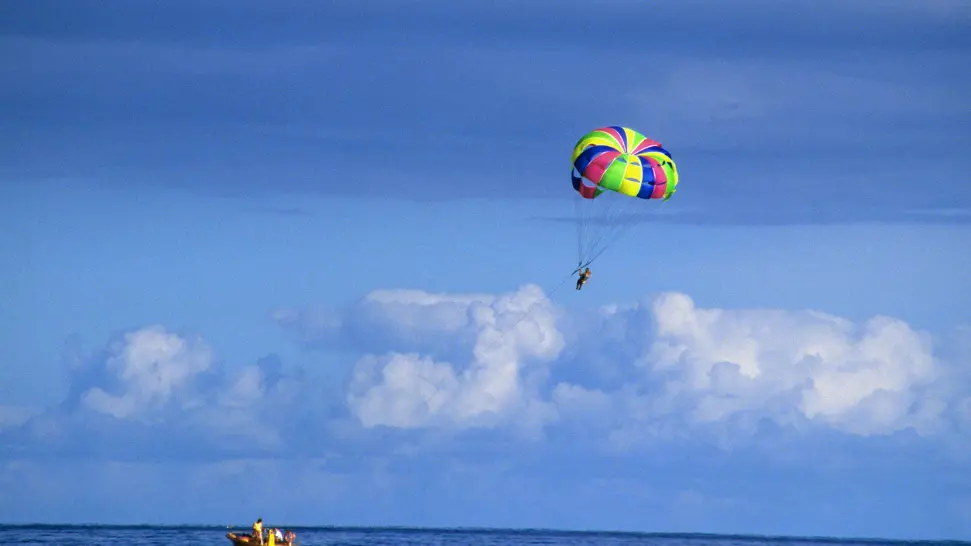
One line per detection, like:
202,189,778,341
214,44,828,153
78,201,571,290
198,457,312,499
0,526,967,546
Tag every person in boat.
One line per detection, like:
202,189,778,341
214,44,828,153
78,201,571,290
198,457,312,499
576,267,591,290
252,518,264,544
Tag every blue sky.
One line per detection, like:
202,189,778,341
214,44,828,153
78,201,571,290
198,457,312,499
2,0,970,540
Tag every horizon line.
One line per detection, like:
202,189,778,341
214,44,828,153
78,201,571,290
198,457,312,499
0,522,967,545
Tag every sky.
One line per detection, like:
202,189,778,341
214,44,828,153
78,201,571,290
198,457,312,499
1,0,971,540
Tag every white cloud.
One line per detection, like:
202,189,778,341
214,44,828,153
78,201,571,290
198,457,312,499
80,326,214,419
6,287,966,460
640,293,945,437
65,326,306,434
345,285,563,436
280,286,966,445
0,324,317,459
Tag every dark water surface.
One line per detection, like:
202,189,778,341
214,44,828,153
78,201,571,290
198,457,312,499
0,525,967,546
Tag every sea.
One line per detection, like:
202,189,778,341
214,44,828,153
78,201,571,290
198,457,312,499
0,526,968,546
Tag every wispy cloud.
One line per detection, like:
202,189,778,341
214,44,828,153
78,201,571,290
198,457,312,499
3,0,967,226
0,36,340,79
0,406,33,431
243,205,316,217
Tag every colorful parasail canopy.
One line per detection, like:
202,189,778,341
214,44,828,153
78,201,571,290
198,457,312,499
571,125,678,202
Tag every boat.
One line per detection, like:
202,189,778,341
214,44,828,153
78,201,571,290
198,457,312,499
226,531,295,545
226,532,260,545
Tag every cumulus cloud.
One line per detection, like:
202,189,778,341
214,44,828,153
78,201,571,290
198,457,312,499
343,285,564,436
1,326,311,459
940,324,971,433
4,286,967,463
277,286,968,448
78,326,214,419
636,293,947,437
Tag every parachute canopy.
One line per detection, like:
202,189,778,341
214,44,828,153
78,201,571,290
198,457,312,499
569,126,679,269
571,126,678,202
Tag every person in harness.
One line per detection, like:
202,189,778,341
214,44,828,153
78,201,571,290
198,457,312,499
575,267,591,290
